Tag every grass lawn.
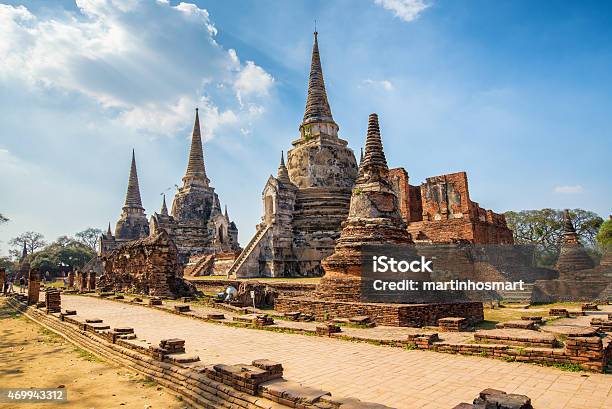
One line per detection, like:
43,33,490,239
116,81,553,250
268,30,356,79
484,301,584,324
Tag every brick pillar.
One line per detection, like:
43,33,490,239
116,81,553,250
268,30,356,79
0,268,6,294
79,271,87,292
68,271,75,288
87,271,96,291
27,269,41,306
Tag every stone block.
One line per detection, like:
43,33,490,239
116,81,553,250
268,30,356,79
439,317,468,332
316,323,341,335
174,304,190,313
473,388,533,409
496,320,536,330
549,308,570,317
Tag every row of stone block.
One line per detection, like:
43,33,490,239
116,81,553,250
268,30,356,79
204,360,283,395
590,317,612,332
233,314,275,326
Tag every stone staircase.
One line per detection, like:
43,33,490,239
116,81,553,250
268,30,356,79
184,254,215,277
227,225,271,277
497,283,535,303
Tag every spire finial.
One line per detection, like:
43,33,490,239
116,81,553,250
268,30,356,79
302,30,335,128
360,147,364,163
563,209,576,234
277,150,291,183
107,222,112,237
358,113,389,181
183,107,209,187
161,194,168,216
124,149,144,209
21,241,27,259
224,204,229,220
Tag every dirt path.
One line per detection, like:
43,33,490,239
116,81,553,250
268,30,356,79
0,298,184,409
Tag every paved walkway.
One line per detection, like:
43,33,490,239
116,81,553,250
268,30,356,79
60,295,611,409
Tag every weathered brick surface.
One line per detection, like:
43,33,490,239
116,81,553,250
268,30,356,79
438,317,468,332
399,171,514,245
27,269,40,306
276,297,484,327
100,230,193,298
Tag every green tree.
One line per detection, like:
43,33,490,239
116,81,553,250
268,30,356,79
504,208,603,266
0,213,8,224
30,239,95,277
75,227,103,251
0,256,17,274
596,218,612,248
8,231,46,259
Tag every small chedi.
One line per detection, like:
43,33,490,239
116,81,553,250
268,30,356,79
100,230,194,298
18,242,30,280
532,210,611,302
556,209,596,276
275,114,484,327
229,32,512,278
316,113,414,301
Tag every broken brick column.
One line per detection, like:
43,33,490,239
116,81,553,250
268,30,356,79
68,271,75,288
27,268,41,306
79,271,87,292
87,271,96,291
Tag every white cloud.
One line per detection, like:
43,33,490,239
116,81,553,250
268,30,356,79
362,79,394,91
0,1,274,137
554,185,584,194
374,0,430,22
234,61,275,105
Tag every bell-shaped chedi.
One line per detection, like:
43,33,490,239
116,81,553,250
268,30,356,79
556,209,595,276
317,114,413,301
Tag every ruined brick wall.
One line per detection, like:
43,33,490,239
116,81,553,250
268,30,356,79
399,171,513,244
100,231,192,298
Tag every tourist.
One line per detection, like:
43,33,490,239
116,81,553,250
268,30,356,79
224,286,237,302
6,276,14,294
19,276,25,293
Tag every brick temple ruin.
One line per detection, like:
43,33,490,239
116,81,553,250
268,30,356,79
97,110,241,290
275,113,484,326
95,108,240,297
229,32,512,278
99,230,194,297
100,110,240,263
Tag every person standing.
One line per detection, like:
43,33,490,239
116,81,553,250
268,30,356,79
19,276,25,293
6,276,14,294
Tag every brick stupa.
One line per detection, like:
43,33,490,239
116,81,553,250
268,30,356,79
274,114,484,325
317,113,413,301
556,209,595,277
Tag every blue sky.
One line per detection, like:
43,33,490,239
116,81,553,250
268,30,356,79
0,0,610,255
